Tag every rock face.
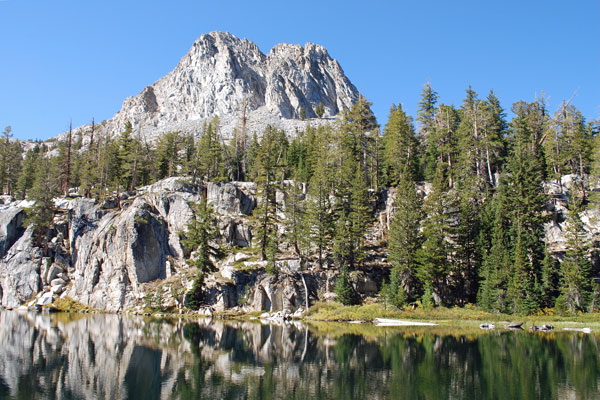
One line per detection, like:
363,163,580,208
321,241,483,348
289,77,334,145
1,175,599,312
0,227,42,307
65,31,360,142
0,206,25,259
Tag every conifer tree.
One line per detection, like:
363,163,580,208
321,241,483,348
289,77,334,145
181,195,218,272
305,143,334,268
383,104,419,185
504,102,548,313
283,177,307,259
196,118,225,181
433,104,460,188
387,168,423,304
252,126,286,267
416,163,457,305
417,83,439,180
15,147,40,199
540,249,560,309
558,188,592,313
481,90,508,184
341,96,378,187
334,266,357,305
333,161,371,269
478,179,511,311
0,126,23,196
456,86,486,187
155,131,182,179
27,154,59,247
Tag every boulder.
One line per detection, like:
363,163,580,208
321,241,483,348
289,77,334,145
221,219,253,247
0,206,25,259
46,264,64,284
51,278,66,287
37,292,54,306
207,182,256,216
0,227,42,308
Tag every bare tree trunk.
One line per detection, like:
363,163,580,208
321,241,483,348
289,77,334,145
301,272,309,311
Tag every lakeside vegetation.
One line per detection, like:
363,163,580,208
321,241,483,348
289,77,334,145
1,84,599,317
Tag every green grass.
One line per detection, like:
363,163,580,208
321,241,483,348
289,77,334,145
52,297,98,313
305,301,600,328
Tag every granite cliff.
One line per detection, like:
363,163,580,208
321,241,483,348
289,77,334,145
0,175,598,314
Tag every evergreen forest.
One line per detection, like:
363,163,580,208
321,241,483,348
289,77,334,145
1,84,599,315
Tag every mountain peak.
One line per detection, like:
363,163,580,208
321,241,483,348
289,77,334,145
88,32,361,140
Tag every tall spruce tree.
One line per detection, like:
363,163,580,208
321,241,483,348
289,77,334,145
417,83,439,181
558,187,592,313
383,104,419,185
181,195,218,273
305,142,334,268
15,147,40,199
504,101,549,313
0,126,23,196
478,178,511,311
416,163,458,306
252,126,287,269
27,154,59,247
387,168,423,304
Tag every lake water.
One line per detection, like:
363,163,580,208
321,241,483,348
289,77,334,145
0,311,598,399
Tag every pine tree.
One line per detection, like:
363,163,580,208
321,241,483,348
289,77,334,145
481,90,508,184
196,118,225,181
340,96,378,187
27,154,59,247
155,131,182,179
558,188,592,313
417,82,439,181
504,102,549,313
252,126,287,268
416,163,457,306
540,249,560,309
315,102,325,118
0,126,23,196
478,179,511,311
383,104,419,185
15,147,40,199
305,142,334,268
333,161,371,269
283,177,308,259
456,86,486,187
387,168,423,304
181,195,218,273
334,266,358,305
433,104,460,188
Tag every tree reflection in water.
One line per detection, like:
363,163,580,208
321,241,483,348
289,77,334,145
0,311,598,399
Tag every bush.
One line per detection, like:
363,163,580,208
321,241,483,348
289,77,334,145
334,267,358,305
185,272,205,310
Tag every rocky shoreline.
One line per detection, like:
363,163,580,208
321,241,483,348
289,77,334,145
1,175,598,315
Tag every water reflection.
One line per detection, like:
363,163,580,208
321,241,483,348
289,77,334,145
0,311,598,399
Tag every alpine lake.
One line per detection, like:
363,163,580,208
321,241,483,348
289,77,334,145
0,310,599,399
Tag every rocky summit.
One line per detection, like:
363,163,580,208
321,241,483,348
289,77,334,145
65,31,360,142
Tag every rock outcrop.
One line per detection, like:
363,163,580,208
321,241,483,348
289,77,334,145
62,31,360,142
0,227,42,307
1,175,598,312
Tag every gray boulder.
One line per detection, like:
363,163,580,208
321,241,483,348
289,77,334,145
0,206,25,259
0,227,42,308
46,264,64,284
207,182,256,216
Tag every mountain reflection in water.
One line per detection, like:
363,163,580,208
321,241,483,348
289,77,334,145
0,311,598,399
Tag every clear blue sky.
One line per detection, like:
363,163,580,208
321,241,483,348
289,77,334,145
1,0,598,140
